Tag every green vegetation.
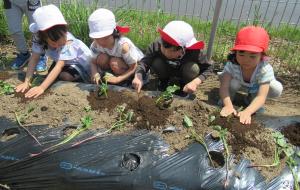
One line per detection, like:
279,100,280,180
155,84,180,108
0,1,299,70
0,80,14,95
110,105,134,131
183,114,215,167
98,80,108,98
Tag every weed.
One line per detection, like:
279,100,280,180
155,84,180,109
0,80,14,95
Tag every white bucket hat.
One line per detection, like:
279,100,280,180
88,8,129,39
29,4,67,33
158,21,205,50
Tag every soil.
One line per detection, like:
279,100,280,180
1,42,300,182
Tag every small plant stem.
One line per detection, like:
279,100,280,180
221,133,230,187
14,112,41,146
287,163,300,190
248,147,280,168
190,129,214,167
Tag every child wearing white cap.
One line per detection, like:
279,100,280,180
15,4,92,98
88,8,144,86
132,21,212,95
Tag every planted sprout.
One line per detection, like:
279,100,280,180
110,105,134,131
0,80,14,95
185,114,214,167
212,125,230,187
98,80,108,98
155,84,180,108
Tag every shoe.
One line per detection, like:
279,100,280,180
35,55,48,72
11,52,30,70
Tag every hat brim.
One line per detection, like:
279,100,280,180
89,29,114,39
157,28,180,47
231,45,263,53
186,38,205,50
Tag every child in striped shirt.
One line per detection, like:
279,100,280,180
219,26,283,124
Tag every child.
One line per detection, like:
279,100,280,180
88,8,144,86
3,0,47,71
132,20,212,95
15,4,92,98
219,26,283,124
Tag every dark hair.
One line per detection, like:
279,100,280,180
37,25,68,49
112,29,121,39
161,38,183,51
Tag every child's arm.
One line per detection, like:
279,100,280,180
219,72,237,117
90,58,101,84
238,83,269,124
106,63,137,84
15,53,40,93
25,60,65,98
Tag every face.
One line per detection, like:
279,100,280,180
46,35,67,49
236,50,263,69
94,35,114,49
161,45,185,59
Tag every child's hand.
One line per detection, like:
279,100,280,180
132,76,143,93
220,106,237,117
25,86,45,98
183,78,201,93
92,73,101,85
237,110,252,124
15,82,30,93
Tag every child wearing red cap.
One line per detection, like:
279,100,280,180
132,21,212,95
88,8,144,86
219,26,283,124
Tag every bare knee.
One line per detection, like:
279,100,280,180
96,53,110,70
109,57,128,75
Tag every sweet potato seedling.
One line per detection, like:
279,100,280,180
184,114,215,167
155,84,180,109
110,105,134,131
0,80,14,95
98,80,108,98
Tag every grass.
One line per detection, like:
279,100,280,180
0,1,299,71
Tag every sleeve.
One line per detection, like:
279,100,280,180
222,62,234,75
257,62,275,84
121,43,140,65
31,34,45,54
135,41,158,79
58,42,77,61
90,41,99,59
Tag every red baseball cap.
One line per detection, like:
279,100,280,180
231,26,269,53
158,21,205,50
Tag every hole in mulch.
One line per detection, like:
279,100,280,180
121,153,141,171
0,128,20,142
62,126,78,137
209,151,225,168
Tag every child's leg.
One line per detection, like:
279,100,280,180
180,62,200,83
96,53,110,71
151,57,170,81
268,79,283,98
109,57,129,75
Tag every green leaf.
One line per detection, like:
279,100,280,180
183,115,193,128
209,115,216,122
296,151,300,157
284,146,295,157
276,138,287,147
212,125,222,131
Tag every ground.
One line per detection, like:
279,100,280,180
0,41,300,182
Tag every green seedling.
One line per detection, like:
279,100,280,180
155,84,180,108
14,106,41,145
212,125,230,187
249,131,299,190
0,80,14,95
110,105,134,131
184,114,214,167
98,80,108,98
